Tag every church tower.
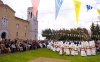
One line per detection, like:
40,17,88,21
27,7,38,40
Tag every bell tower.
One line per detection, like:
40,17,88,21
27,7,38,40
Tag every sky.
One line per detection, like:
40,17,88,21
2,0,100,40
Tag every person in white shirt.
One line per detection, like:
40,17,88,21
65,42,70,55
59,41,64,55
56,41,60,52
86,41,91,56
91,40,96,55
78,41,81,52
74,44,78,55
47,41,51,49
81,41,86,56
53,42,56,52
50,40,54,50
71,42,75,56
63,41,67,53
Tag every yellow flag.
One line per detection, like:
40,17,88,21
97,9,100,15
74,0,81,24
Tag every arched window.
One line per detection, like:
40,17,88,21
28,12,30,19
24,26,27,30
16,24,19,29
31,12,32,18
1,16,8,27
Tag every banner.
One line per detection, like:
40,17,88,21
97,9,100,15
55,0,64,19
74,0,81,24
86,5,93,11
31,0,40,16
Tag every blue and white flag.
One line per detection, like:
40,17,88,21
86,5,93,11
55,0,63,19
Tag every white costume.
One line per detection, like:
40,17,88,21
81,41,86,56
50,41,54,50
78,43,81,52
71,42,75,56
59,41,64,55
74,44,78,55
63,42,67,53
53,42,56,52
47,41,51,49
91,41,96,55
86,41,91,55
65,42,70,55
57,41,60,52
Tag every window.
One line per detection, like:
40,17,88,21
16,32,18,37
28,12,30,19
2,17,4,26
6,19,8,27
31,12,32,18
24,26,27,30
35,35,36,40
25,33,26,37
5,8,7,12
16,24,19,29
1,16,8,27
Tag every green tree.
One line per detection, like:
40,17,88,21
90,22,95,35
42,29,53,40
90,22,100,40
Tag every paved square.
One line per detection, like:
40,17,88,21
28,57,70,62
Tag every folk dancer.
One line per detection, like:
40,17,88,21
86,41,91,56
81,41,86,56
65,42,70,55
74,44,78,55
71,42,75,56
91,40,96,55
59,41,64,55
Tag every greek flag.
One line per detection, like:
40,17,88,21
55,0,63,19
86,5,93,11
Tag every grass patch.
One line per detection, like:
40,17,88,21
0,48,100,62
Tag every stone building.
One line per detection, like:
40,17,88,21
0,0,38,40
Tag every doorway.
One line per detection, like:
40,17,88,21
1,32,6,39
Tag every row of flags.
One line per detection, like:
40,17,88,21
31,0,100,23
43,33,100,38
55,0,100,24
44,34,100,37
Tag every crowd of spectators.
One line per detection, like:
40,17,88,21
0,39,100,55
0,38,48,54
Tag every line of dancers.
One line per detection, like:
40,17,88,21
47,40,96,56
